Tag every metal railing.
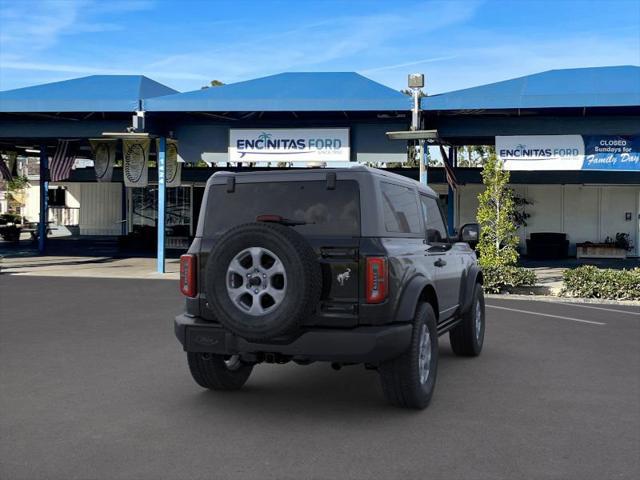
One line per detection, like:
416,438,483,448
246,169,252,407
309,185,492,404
48,207,79,226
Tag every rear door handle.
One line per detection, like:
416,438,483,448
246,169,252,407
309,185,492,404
434,258,447,267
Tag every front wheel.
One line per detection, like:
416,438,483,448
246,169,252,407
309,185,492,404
378,303,439,409
187,353,253,390
449,283,485,356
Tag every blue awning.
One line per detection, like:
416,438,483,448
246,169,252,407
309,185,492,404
145,72,411,112
422,66,640,111
0,75,178,113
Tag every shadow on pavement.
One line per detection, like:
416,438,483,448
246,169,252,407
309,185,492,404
176,345,464,420
0,235,183,259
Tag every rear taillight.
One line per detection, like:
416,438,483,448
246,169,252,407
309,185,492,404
180,254,197,297
366,257,388,304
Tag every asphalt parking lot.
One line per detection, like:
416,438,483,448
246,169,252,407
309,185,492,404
1,276,638,480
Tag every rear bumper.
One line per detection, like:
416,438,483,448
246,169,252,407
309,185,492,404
175,314,411,363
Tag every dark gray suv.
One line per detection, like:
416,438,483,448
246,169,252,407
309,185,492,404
175,166,484,409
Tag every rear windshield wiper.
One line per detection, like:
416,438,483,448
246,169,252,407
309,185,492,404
256,215,311,226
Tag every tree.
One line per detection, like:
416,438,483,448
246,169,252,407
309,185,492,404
512,193,532,228
385,141,422,168
400,88,426,98
5,175,29,215
201,79,225,89
476,153,519,268
457,145,495,167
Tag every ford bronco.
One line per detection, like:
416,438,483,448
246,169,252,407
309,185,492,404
175,166,484,409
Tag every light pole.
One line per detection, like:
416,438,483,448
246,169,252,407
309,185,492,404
408,73,426,185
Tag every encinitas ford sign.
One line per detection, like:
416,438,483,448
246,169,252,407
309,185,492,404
229,128,350,162
497,135,585,170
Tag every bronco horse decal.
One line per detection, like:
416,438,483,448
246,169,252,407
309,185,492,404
336,268,351,286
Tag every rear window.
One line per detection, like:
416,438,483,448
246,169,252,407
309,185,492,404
204,180,360,237
380,182,421,234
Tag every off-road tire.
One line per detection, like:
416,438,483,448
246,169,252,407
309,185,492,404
205,222,322,342
379,303,439,409
449,283,485,356
187,353,253,390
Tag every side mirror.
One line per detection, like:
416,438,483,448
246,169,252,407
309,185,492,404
459,223,480,244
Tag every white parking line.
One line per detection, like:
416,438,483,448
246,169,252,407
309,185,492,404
550,302,640,317
486,304,606,326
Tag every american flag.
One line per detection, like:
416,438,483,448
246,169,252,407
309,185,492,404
439,145,458,190
49,140,78,182
0,156,12,181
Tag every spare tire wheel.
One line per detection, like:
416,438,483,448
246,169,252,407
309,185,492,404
205,222,322,341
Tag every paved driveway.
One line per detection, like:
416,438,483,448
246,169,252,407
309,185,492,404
1,276,638,480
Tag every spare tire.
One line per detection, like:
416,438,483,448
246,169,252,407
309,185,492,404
205,222,322,341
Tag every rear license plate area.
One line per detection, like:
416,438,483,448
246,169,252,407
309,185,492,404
186,327,228,353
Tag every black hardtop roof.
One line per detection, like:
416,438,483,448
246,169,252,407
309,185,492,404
209,165,437,196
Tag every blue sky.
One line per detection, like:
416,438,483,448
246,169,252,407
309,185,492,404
0,0,638,94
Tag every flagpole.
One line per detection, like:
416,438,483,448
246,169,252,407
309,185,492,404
447,146,456,236
38,144,48,254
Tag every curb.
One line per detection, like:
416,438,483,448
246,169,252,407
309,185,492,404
486,293,640,307
504,285,558,296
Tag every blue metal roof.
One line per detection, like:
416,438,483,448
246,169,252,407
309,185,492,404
145,72,411,112
422,66,640,111
0,75,178,113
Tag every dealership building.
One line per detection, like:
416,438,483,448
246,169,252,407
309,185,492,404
422,65,640,258
0,65,638,268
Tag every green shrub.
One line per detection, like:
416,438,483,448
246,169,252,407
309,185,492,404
482,265,537,294
476,153,520,268
561,266,640,300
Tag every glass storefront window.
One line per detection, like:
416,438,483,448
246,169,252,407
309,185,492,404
130,186,192,247
131,187,158,228
166,187,191,229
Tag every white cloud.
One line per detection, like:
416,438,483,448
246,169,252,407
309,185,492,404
0,0,483,90
1,1,81,53
1,0,637,95
135,1,484,90
0,59,209,82
417,30,640,94
360,56,459,74
0,0,153,56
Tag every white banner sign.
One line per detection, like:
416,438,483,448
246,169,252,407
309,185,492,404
229,128,350,162
123,138,150,187
90,139,116,182
496,135,585,170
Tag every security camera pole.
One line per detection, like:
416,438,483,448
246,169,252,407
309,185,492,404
408,73,426,185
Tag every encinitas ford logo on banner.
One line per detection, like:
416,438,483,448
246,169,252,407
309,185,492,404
229,128,350,162
496,135,585,170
